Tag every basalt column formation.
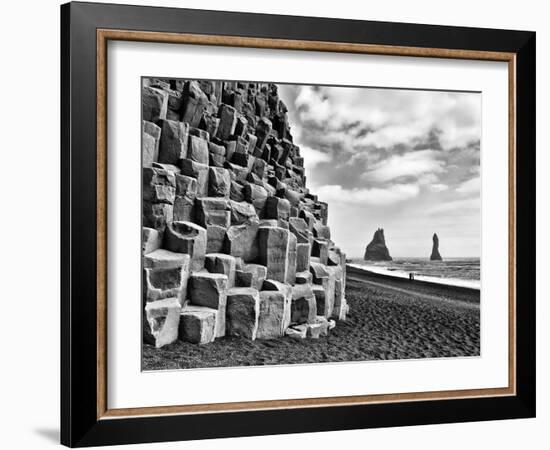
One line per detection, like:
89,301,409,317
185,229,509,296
142,78,349,347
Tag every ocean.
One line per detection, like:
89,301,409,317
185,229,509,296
348,257,481,290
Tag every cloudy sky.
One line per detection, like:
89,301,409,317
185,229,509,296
278,84,481,258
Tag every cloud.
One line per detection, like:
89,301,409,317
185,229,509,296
299,145,332,168
283,86,480,197
426,197,480,216
314,183,420,206
429,183,448,192
456,176,481,194
291,86,480,151
365,149,445,183
295,87,332,123
357,124,426,148
276,84,481,257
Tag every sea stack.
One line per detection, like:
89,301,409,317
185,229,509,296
364,228,392,261
430,233,442,261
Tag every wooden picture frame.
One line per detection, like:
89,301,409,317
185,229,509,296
61,2,535,447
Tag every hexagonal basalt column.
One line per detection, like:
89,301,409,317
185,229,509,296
258,226,290,283
188,272,228,338
226,287,260,340
143,298,181,348
164,221,207,271
179,305,217,344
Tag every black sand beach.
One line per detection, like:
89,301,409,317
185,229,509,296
142,266,480,370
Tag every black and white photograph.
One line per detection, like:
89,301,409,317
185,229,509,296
0,0,541,447
141,77,481,370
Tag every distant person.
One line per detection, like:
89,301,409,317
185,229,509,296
409,272,415,281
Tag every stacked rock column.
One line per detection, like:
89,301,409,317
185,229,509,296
142,78,349,348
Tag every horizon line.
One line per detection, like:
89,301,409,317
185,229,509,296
347,256,481,259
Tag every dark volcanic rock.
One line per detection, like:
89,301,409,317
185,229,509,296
430,233,443,261
364,228,392,261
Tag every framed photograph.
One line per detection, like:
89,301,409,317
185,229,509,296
61,2,536,447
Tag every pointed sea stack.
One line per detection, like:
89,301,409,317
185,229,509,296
430,233,442,261
364,228,392,261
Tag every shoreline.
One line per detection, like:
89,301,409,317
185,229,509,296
347,263,480,295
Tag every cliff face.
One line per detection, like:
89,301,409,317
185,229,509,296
364,228,392,261
430,233,442,261
142,78,349,348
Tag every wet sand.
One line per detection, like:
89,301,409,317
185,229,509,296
142,266,480,370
